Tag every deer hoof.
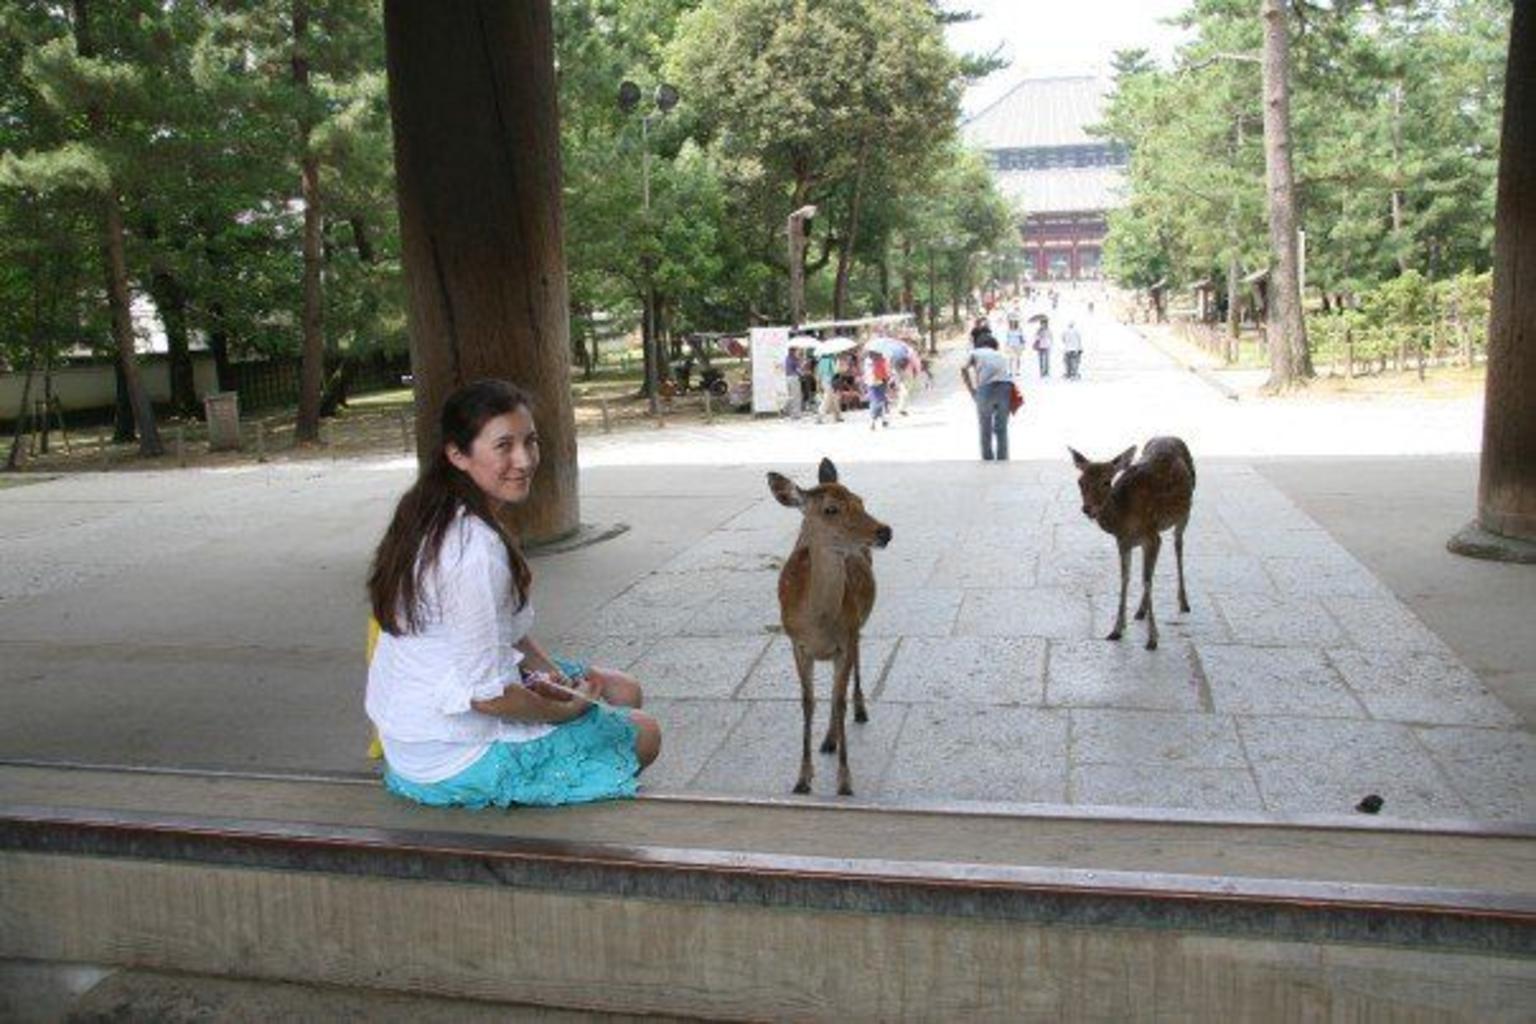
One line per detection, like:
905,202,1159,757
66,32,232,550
838,782,854,796
1145,636,1159,651
1179,600,1191,614
1134,608,1148,621
793,779,811,794
1106,629,1123,642
819,737,838,755
854,708,869,724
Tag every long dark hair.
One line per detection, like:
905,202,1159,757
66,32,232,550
368,380,535,635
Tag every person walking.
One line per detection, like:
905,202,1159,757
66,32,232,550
783,347,804,418
961,334,1014,461
864,350,891,429
891,344,915,416
969,316,994,348
1062,320,1084,379
1004,315,1026,375
814,349,841,423
1033,318,1053,378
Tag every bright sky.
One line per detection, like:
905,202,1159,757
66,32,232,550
944,0,1192,116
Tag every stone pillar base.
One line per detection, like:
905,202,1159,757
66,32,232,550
1447,520,1536,564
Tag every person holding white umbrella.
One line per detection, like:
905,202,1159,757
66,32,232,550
813,336,854,423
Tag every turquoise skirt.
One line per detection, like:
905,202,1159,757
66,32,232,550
384,704,640,809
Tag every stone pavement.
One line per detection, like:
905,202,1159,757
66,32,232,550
552,459,1531,819
0,297,1530,823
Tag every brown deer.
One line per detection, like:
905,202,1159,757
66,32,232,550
1069,437,1196,651
768,458,892,796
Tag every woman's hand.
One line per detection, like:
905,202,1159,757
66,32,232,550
543,691,592,723
527,672,600,705
470,675,599,723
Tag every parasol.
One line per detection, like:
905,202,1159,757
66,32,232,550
866,336,908,359
787,335,820,350
813,336,857,357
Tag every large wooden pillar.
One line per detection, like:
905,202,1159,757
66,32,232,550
1451,2,1536,560
383,1,578,543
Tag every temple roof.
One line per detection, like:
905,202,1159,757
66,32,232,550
993,166,1126,215
962,76,1127,215
961,75,1114,150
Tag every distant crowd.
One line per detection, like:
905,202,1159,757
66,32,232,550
784,332,932,430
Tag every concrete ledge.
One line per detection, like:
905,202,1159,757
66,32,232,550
2,765,1535,1018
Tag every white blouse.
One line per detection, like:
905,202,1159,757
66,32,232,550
365,509,553,782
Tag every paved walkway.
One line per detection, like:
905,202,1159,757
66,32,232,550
1,299,1530,822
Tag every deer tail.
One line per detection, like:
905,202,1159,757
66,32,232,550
1173,437,1196,490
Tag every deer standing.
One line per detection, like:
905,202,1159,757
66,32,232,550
1069,437,1196,651
768,458,892,796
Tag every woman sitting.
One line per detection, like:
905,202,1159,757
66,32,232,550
366,379,660,808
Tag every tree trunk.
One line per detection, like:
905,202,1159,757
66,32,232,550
1390,80,1408,274
206,310,233,395
112,359,135,443
293,0,326,443
639,282,658,401
1226,253,1241,357
1471,0,1536,543
318,358,354,417
151,268,198,418
6,357,37,471
75,0,161,456
900,237,914,312
1259,0,1311,390
832,136,870,320
349,215,375,263
103,196,162,455
787,179,810,328
384,0,579,542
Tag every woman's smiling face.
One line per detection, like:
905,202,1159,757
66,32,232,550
446,406,540,506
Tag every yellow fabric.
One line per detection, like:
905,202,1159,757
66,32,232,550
365,616,383,760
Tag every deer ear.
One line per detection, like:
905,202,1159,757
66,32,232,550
817,458,838,484
767,472,803,508
1113,445,1138,471
1068,447,1089,470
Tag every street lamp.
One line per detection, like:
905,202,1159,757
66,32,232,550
619,80,680,415
787,204,817,330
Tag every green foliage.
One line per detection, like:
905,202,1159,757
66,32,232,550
665,0,964,320
1306,268,1492,368
1360,269,1429,330
0,0,397,386
1100,0,1507,302
5,0,996,401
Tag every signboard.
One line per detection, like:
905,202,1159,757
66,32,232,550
749,326,791,415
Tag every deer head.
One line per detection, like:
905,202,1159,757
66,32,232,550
1069,445,1137,522
768,458,892,553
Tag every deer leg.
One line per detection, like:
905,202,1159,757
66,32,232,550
852,634,869,724
1142,533,1162,650
820,646,839,755
1174,519,1191,613
831,653,854,796
793,643,815,794
1107,541,1131,641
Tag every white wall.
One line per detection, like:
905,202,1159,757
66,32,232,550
0,356,222,420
